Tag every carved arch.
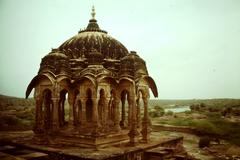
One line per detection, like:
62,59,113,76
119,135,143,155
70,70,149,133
142,76,158,98
26,73,55,98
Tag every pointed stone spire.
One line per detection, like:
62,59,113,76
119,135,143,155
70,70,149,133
78,6,107,34
91,6,96,19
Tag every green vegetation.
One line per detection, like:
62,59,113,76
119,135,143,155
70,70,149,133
0,94,35,131
149,99,240,109
156,113,240,146
199,136,211,148
149,105,165,118
0,114,34,131
165,110,174,116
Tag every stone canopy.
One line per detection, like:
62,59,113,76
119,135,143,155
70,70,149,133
26,7,158,148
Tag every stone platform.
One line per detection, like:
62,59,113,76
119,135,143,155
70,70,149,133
0,131,185,160
41,129,130,148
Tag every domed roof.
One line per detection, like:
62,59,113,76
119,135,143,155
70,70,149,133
121,51,143,61
44,49,68,59
39,49,71,75
58,7,128,60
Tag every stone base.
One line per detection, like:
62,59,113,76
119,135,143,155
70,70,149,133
49,131,129,148
33,129,132,148
0,131,185,160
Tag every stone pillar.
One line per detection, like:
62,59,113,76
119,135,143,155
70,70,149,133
97,98,103,123
77,100,81,124
58,97,65,126
68,93,75,126
108,98,113,121
92,98,98,122
141,96,151,143
61,97,65,125
113,96,121,131
34,97,44,133
128,96,139,146
80,98,87,126
51,97,60,132
103,97,110,130
44,98,51,131
73,101,78,125
136,98,141,128
128,98,132,127
91,98,100,136
120,95,126,128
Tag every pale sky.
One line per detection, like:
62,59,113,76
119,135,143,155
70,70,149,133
0,0,240,99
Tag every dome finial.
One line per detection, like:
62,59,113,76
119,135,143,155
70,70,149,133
91,5,96,19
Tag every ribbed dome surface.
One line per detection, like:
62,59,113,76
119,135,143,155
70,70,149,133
58,31,128,60
58,13,129,60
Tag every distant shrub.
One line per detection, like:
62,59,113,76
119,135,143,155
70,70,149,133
233,109,240,116
16,110,34,120
149,111,160,118
221,107,240,117
190,104,200,111
0,115,21,126
184,110,192,114
149,105,165,118
200,103,206,108
199,136,211,148
165,111,174,116
195,120,219,135
208,107,221,112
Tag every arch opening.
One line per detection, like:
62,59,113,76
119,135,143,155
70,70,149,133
137,90,144,128
119,89,131,128
86,89,93,122
59,89,69,127
98,89,105,124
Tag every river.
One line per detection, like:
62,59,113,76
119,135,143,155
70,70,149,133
164,106,190,113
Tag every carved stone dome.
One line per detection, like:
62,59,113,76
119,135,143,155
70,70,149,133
120,51,148,77
58,18,128,60
39,49,71,75
26,9,159,144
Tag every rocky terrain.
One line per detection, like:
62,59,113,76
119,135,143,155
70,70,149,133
1,94,240,159
0,94,35,131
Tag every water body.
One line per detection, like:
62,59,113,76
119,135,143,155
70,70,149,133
165,106,190,113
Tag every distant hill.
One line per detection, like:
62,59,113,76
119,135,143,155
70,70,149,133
1,94,240,109
148,99,240,108
0,94,35,110
0,94,35,131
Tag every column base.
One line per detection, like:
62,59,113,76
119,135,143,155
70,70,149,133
120,120,127,129
33,123,44,134
51,123,60,134
113,124,121,132
91,122,101,137
128,122,139,146
141,120,151,143
32,134,50,145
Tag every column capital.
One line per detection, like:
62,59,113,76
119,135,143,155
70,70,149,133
80,98,88,103
51,97,60,101
91,97,99,101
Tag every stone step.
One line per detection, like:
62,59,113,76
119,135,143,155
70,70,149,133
0,151,25,160
18,152,48,160
0,145,17,152
0,145,49,160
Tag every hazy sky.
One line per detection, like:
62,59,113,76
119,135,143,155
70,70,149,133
0,0,240,99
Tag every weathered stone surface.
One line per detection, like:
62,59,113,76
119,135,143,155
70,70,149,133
25,7,158,148
0,131,185,160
